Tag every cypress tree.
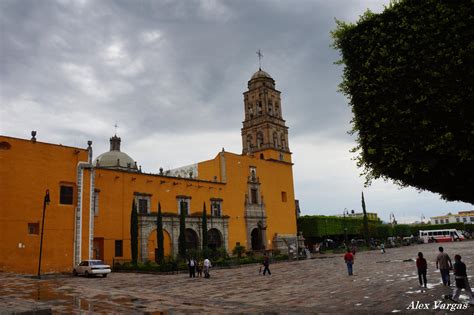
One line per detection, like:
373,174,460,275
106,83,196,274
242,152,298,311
202,202,208,250
156,202,164,264
362,192,369,243
178,201,187,259
130,200,138,265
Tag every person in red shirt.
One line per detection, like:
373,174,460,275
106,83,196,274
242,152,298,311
416,252,428,288
344,248,354,276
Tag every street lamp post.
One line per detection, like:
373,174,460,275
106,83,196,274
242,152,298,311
37,189,50,278
343,209,349,247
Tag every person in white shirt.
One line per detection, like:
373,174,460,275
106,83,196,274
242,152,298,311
188,258,196,278
203,258,212,278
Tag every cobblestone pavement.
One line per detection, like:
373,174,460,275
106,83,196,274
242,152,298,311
1,241,473,314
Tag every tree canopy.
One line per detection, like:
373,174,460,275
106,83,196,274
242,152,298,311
332,0,474,204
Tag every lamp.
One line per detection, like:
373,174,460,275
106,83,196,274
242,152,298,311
37,190,50,278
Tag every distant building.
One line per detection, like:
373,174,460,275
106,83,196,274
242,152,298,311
430,210,474,225
336,210,379,221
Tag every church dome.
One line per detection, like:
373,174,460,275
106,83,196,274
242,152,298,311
94,135,138,171
251,69,273,80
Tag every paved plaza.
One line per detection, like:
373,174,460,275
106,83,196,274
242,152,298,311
1,241,473,314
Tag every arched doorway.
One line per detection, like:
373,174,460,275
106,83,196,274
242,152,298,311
148,229,172,262
207,228,222,250
251,228,264,250
185,228,199,250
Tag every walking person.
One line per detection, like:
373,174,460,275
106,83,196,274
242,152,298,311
203,258,212,278
451,254,474,305
416,252,428,288
196,259,203,278
344,248,354,276
380,242,385,254
436,246,452,286
188,257,196,278
262,253,271,275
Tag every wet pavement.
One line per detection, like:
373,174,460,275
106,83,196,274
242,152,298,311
1,241,473,314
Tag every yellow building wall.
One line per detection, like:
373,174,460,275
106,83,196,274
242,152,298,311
219,151,297,250
0,136,89,274
1,136,298,273
93,168,226,264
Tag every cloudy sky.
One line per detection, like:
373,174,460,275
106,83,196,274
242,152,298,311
1,0,471,223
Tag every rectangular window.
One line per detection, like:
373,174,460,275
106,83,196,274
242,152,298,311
456,218,460,222
281,191,287,202
93,191,99,216
60,185,74,205
463,217,467,222
138,198,148,214
115,240,123,257
211,200,222,217
435,220,439,224
179,200,189,215
470,217,474,222
251,189,258,204
28,223,39,235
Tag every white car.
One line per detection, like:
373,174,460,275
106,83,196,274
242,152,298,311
73,260,111,277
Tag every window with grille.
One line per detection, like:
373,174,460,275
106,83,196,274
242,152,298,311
60,185,74,205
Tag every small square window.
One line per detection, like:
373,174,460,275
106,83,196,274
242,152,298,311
28,223,39,235
463,217,467,222
60,185,74,205
115,240,123,257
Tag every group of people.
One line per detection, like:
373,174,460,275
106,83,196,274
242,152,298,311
187,258,212,278
416,246,474,304
344,246,474,304
187,253,273,279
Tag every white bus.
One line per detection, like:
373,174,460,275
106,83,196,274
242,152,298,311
419,229,464,243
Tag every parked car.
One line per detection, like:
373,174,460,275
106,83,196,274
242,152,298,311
73,260,111,277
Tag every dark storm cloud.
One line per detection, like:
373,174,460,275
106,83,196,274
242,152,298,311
1,0,355,140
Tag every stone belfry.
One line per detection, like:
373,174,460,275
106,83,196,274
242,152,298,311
241,65,290,160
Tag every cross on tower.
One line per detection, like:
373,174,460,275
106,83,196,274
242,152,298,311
256,49,263,70
114,122,118,136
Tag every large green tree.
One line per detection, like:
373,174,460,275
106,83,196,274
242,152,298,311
178,201,187,259
332,0,474,204
130,200,138,265
156,202,164,264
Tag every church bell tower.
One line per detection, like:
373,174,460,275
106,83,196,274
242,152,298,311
241,67,291,162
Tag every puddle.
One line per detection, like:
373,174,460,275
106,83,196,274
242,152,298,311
0,278,165,314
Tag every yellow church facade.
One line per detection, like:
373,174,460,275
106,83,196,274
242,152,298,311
0,69,298,274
